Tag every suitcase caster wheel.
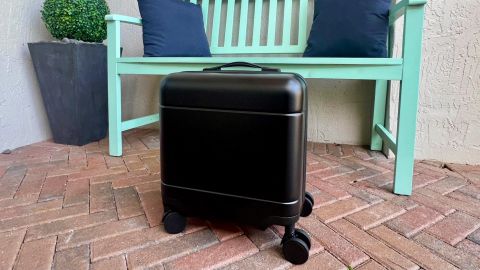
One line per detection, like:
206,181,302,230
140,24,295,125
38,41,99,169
294,228,311,249
282,237,310,265
163,211,186,234
301,192,314,217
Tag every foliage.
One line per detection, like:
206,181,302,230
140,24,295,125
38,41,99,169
41,0,110,42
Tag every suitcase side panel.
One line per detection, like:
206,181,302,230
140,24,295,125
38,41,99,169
160,107,304,203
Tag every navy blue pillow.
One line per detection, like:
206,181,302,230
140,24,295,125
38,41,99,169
304,0,390,58
138,0,211,57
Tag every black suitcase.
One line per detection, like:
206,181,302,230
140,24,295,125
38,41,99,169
160,62,314,264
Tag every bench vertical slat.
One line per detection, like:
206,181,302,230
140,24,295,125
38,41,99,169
238,0,249,47
202,0,210,29
282,0,292,46
297,0,308,46
224,0,236,47
252,0,263,46
267,0,278,46
211,0,223,47
388,25,395,57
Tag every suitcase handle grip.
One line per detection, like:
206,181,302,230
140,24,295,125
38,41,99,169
204,62,280,72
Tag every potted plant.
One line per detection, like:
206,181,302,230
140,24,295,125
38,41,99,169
29,0,110,146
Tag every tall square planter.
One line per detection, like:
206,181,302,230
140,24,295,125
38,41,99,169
28,42,108,146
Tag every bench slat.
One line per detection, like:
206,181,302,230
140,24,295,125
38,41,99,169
211,0,223,47
267,0,278,46
224,0,236,47
389,25,395,57
298,0,308,46
252,0,264,46
202,0,210,30
238,0,249,47
282,0,292,46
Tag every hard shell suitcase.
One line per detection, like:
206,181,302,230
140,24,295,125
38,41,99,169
160,62,314,264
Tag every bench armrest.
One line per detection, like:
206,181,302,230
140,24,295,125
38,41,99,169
390,0,427,24
406,0,427,5
105,14,142,26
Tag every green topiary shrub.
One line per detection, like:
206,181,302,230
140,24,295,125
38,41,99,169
41,0,110,43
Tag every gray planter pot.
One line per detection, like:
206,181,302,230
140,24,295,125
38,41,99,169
28,42,108,146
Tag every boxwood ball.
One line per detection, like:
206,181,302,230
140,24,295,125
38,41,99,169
41,0,110,43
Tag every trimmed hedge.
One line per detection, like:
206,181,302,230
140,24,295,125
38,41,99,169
41,0,110,42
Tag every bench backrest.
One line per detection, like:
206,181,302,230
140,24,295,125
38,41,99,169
189,0,310,54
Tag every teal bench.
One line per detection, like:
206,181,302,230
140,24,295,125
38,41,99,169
105,0,427,195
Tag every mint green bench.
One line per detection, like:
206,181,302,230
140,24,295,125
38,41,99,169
105,0,427,195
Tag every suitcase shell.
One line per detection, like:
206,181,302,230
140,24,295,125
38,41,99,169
160,69,307,229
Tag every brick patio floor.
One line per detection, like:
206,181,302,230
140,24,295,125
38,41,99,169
0,128,479,270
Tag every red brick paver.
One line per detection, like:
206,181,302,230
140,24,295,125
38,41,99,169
0,129,479,269
38,175,67,202
414,232,480,269
356,260,387,270
242,226,281,250
314,197,370,223
126,229,218,269
139,190,163,227
291,251,346,270
346,202,406,230
330,219,418,270
386,205,444,238
53,245,90,270
91,256,127,270
426,211,480,245
222,246,290,270
0,230,26,269
15,236,56,270
208,221,244,242
56,215,148,250
369,226,457,270
299,216,368,267
456,239,480,258
164,236,258,270
90,182,115,213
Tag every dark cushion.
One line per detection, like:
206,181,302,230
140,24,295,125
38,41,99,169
304,0,390,58
138,0,211,57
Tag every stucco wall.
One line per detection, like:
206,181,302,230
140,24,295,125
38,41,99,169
0,0,52,151
0,0,478,164
389,0,480,164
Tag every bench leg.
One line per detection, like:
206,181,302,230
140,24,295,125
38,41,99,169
107,21,123,157
108,74,122,157
370,80,388,151
393,79,419,195
393,4,425,196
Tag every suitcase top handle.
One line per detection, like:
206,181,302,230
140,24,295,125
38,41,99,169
203,62,280,72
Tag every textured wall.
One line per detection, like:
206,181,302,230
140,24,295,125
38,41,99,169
0,0,52,151
388,0,480,164
0,0,478,164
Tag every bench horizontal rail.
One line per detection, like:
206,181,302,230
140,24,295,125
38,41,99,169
117,57,403,65
117,62,403,80
122,114,159,131
375,124,397,154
